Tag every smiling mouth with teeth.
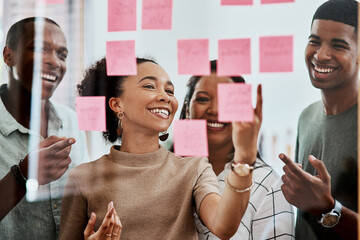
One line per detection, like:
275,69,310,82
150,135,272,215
314,65,334,73
149,108,170,117
207,122,225,128
41,73,57,82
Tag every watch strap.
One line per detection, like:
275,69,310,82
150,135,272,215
333,200,342,215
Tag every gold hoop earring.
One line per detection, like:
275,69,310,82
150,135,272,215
117,112,125,136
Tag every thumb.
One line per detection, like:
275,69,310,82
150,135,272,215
309,155,330,184
84,212,96,239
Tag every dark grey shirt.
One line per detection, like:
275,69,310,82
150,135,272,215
295,100,357,240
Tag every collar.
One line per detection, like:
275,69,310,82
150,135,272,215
0,91,29,136
0,84,63,136
107,145,169,167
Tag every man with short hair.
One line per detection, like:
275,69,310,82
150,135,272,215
280,1,358,239
0,17,88,239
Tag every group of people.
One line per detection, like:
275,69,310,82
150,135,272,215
0,0,358,239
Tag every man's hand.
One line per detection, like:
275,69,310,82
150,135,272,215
20,135,75,185
279,153,334,216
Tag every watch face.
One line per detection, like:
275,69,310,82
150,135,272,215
233,164,251,176
322,213,339,227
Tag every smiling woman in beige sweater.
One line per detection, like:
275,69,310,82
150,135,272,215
59,57,262,240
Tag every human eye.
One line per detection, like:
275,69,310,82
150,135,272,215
58,51,68,61
166,88,174,95
333,44,348,50
41,46,50,53
195,96,209,103
143,84,155,89
308,39,320,45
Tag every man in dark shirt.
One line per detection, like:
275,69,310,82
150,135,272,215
280,1,358,239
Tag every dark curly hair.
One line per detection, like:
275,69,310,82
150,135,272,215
77,57,158,142
179,60,245,120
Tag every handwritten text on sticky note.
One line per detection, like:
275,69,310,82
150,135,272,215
108,0,136,32
177,39,210,75
218,83,253,122
221,0,253,5
106,40,137,76
76,97,106,131
173,120,208,157
142,0,172,30
218,39,251,76
259,35,293,73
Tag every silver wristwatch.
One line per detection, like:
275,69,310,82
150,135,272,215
318,200,342,228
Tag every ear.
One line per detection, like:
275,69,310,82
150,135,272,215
109,97,123,113
3,46,15,67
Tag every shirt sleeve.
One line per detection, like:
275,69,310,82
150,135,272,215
59,169,88,240
193,157,220,214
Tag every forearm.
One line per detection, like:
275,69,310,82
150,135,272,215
210,171,252,239
331,206,358,240
0,171,26,221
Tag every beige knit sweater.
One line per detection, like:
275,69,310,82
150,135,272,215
59,145,220,240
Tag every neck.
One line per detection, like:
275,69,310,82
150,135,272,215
120,131,160,154
1,84,31,128
321,81,358,115
208,142,233,175
1,79,49,136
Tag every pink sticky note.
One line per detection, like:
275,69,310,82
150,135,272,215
76,97,106,131
218,83,253,122
259,35,293,73
173,120,208,157
218,39,251,76
261,0,294,4
106,40,137,76
36,0,64,4
221,0,253,5
108,0,136,32
177,39,210,75
142,0,172,30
